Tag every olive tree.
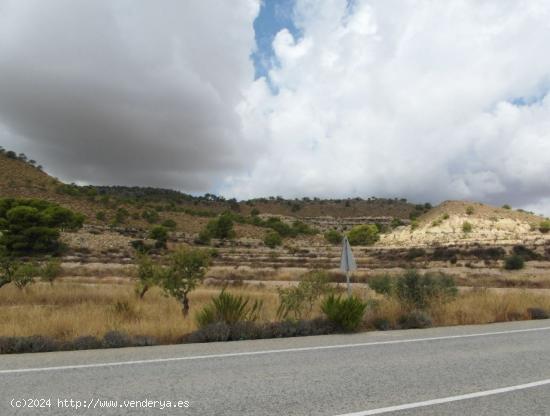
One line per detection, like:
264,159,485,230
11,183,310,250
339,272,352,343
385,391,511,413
134,253,160,299
159,248,211,317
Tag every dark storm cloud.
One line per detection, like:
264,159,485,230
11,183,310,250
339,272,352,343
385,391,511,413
0,0,260,190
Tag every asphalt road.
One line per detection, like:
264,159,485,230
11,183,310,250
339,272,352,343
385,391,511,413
1,320,550,415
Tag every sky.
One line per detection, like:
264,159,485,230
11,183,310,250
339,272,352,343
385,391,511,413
1,0,550,214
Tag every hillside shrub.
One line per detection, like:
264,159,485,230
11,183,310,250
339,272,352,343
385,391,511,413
321,295,367,332
466,206,475,215
504,255,524,270
347,224,379,246
405,248,426,260
264,231,282,248
161,219,177,229
149,225,168,248
142,209,160,224
462,221,473,233
196,289,263,327
324,230,343,245
394,270,457,310
539,220,550,234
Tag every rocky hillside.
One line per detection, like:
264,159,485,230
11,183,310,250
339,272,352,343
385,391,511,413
381,200,548,247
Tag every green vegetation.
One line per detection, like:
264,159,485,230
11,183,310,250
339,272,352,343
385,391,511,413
142,209,160,224
149,226,168,248
0,251,61,290
95,211,106,222
504,254,525,270
466,206,475,215
321,295,367,332
502,204,511,210
264,231,282,248
324,229,343,245
196,289,263,327
161,219,177,229
462,221,473,233
199,212,236,243
134,254,160,299
277,270,332,320
0,198,84,255
539,220,550,234
369,270,458,310
158,248,211,317
347,224,379,246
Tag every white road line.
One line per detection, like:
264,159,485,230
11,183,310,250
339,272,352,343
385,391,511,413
1,325,549,375
335,378,550,415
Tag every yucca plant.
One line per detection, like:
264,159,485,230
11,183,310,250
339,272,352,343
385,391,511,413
321,294,367,332
196,289,263,328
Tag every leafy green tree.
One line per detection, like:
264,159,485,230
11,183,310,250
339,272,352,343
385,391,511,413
264,231,282,248
347,224,379,246
0,198,84,255
134,253,160,299
159,248,211,317
149,226,168,248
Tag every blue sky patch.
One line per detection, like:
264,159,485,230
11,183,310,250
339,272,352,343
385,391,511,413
252,0,300,79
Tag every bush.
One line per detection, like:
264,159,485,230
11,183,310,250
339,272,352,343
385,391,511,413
368,275,393,296
149,225,168,248
0,335,59,354
394,270,457,310
102,330,132,348
539,220,550,234
372,318,391,331
186,318,336,343
142,209,160,224
527,307,549,320
347,224,379,246
203,213,236,240
398,310,432,329
462,221,473,233
72,336,103,351
96,211,106,221
196,289,263,327
277,270,332,320
502,204,511,210
466,206,475,215
321,295,367,332
162,219,177,229
41,259,62,284
504,254,524,270
324,230,343,245
264,231,282,248
405,248,426,261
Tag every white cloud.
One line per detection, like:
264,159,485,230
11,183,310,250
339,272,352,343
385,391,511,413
226,0,550,214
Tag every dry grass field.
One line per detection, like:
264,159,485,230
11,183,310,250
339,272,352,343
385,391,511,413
1,280,549,346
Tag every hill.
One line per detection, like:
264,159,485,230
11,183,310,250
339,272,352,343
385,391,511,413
381,200,548,247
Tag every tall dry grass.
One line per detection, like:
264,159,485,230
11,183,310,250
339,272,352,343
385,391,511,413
1,282,549,346
364,288,550,328
0,282,279,344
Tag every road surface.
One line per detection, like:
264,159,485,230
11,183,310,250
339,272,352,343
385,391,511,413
1,320,549,415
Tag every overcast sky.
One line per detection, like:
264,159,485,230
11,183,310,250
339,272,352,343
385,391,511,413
1,1,550,214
